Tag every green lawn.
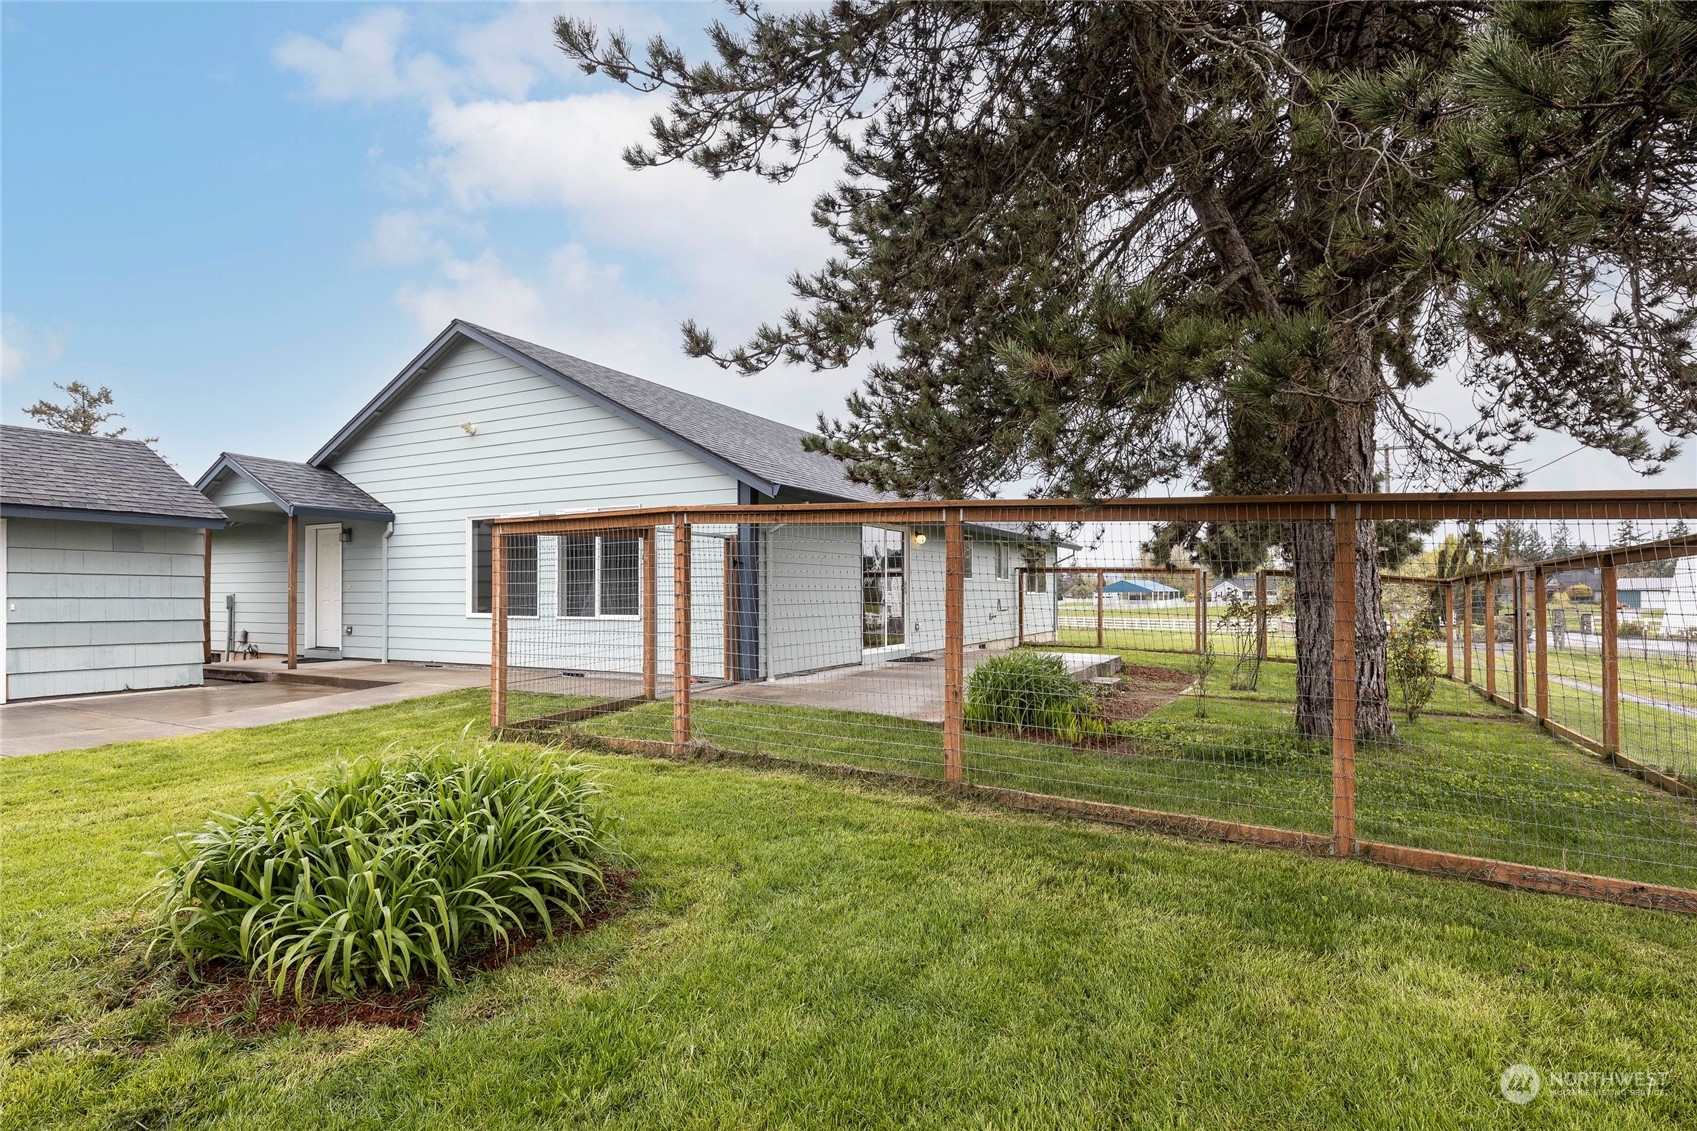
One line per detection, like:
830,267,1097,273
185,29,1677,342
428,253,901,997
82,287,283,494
572,648,1697,890
4,691,1697,1128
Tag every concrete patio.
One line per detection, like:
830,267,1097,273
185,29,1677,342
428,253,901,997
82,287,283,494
0,660,488,757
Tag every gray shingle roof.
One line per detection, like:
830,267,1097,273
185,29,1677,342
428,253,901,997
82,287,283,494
0,425,226,525
211,453,393,520
467,324,884,502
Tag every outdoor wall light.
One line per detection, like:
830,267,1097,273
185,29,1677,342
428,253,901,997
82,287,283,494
340,527,353,543
912,532,928,545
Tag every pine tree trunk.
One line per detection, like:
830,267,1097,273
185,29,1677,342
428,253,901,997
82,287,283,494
1288,328,1393,742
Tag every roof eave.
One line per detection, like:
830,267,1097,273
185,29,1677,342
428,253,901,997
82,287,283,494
0,503,227,529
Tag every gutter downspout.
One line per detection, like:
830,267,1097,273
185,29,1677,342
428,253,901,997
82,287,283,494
382,521,394,663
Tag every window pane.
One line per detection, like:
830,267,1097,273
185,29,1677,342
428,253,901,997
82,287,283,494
508,535,538,617
963,538,973,578
472,520,493,613
600,534,640,616
559,535,595,617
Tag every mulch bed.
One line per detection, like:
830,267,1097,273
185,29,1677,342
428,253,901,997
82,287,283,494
165,868,637,1035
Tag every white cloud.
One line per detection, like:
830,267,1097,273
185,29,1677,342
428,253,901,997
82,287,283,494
1,315,65,381
274,8,452,103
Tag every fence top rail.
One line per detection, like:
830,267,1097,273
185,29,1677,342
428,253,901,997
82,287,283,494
1445,531,1697,585
485,489,1697,536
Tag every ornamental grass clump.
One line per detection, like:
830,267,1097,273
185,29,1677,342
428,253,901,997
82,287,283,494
965,650,1105,743
145,745,619,998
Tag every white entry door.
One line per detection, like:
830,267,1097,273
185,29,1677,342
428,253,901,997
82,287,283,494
308,525,343,650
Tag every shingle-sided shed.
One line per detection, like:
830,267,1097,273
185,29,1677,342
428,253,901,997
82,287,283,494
1,425,227,702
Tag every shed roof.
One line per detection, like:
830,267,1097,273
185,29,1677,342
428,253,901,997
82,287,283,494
197,452,393,522
0,425,226,527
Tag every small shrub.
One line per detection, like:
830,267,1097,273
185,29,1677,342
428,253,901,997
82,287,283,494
1191,638,1218,718
965,651,1104,742
145,745,619,998
1388,619,1440,723
1568,583,1594,602
1617,618,1648,639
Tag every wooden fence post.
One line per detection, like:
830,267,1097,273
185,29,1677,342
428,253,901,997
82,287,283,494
1462,580,1473,685
641,528,657,700
673,518,692,752
1096,567,1105,649
1331,505,1358,857
1513,570,1527,711
1194,567,1206,654
1017,570,1026,647
1533,566,1548,720
286,514,299,670
1601,563,1619,754
723,538,737,682
1255,568,1268,660
943,509,965,784
1444,584,1455,679
490,526,507,729
1484,578,1498,700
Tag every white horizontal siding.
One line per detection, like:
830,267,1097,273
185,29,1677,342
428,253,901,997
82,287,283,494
4,518,205,700
327,340,741,665
204,475,275,509
761,524,1056,678
209,520,289,656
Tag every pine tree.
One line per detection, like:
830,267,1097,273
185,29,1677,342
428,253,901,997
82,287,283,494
561,1,1697,737
22,381,130,437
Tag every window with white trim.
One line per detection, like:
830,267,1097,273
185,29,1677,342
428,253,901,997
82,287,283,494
963,537,973,579
995,543,1011,580
559,533,641,618
470,520,537,616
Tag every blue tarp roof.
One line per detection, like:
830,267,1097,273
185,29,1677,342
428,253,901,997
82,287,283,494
1103,578,1180,595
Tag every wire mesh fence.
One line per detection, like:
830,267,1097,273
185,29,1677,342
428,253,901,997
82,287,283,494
491,494,1697,912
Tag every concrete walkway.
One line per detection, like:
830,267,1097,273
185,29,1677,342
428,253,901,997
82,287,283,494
702,649,1122,723
0,660,488,757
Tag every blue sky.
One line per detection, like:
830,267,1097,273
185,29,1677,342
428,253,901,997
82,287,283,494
3,2,1690,492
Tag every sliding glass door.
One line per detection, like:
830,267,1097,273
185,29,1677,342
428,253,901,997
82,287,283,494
861,526,906,651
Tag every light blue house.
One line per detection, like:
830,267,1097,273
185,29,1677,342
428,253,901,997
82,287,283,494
198,321,1059,680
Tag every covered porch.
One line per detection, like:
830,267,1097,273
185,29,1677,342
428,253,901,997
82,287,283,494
196,453,394,669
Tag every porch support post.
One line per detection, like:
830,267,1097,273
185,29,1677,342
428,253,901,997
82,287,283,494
1601,563,1620,753
286,514,299,670
673,517,692,753
1533,566,1549,721
641,527,657,700
943,508,965,785
1330,505,1358,857
1096,567,1105,649
202,529,213,663
490,526,507,729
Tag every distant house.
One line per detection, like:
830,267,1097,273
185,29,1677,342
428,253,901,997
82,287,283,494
1,425,226,702
198,321,1060,678
1210,577,1256,601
